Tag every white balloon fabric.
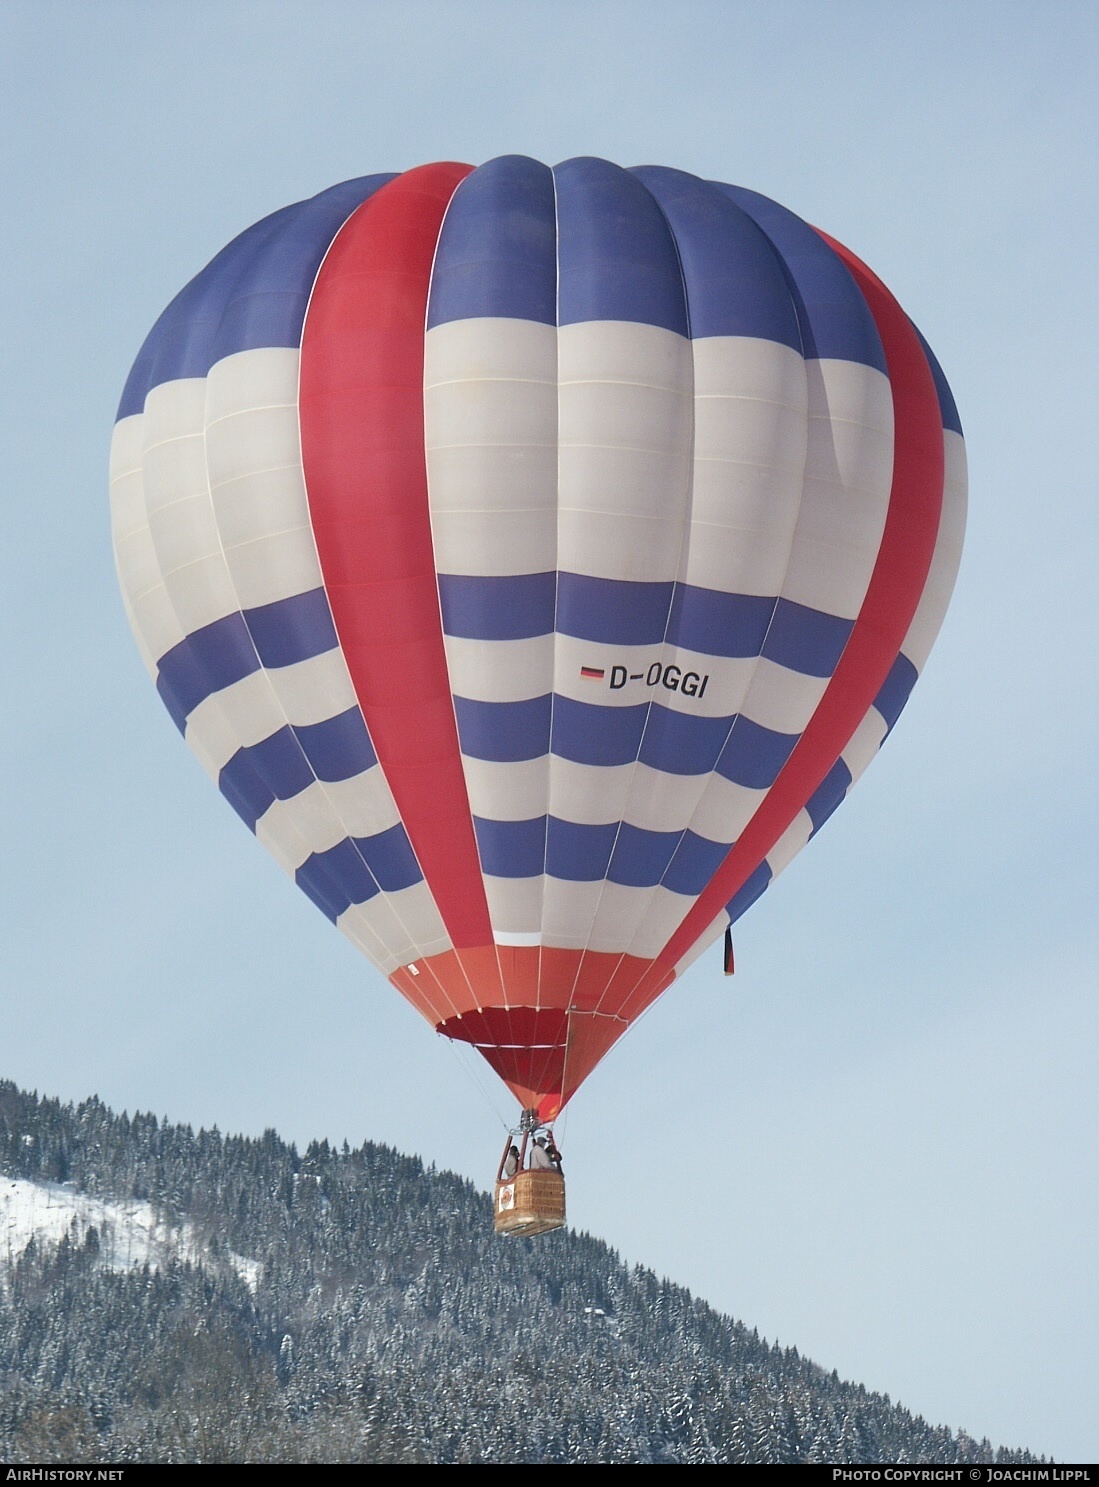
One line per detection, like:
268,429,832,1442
110,157,966,1118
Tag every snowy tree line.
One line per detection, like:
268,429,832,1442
0,1080,1038,1465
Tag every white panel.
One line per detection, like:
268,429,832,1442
540,879,605,950
159,554,241,635
109,413,145,481
109,467,148,545
129,583,186,666
142,439,213,514
220,528,324,610
556,503,687,582
148,491,224,575
901,429,968,670
204,347,300,421
549,759,635,827
428,508,557,578
680,487,800,597
261,648,357,727
424,377,556,457
765,810,813,877
738,658,829,736
460,757,550,823
679,772,765,852
626,885,699,962
840,706,890,785
483,875,544,935
621,766,710,833
206,406,303,483
444,634,554,704
425,316,557,386
209,465,312,551
581,880,652,953
778,359,894,617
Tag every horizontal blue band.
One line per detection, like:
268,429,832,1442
454,694,552,762
715,714,799,790
805,757,853,837
763,598,853,677
438,571,849,674
295,825,422,924
218,708,377,831
873,652,919,735
243,586,339,669
438,571,556,640
474,814,730,893
726,860,773,926
117,175,395,419
159,589,343,732
427,156,557,328
554,158,688,335
455,693,798,785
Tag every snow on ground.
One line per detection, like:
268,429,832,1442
0,1176,261,1290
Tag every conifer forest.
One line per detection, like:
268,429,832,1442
0,1080,1038,1464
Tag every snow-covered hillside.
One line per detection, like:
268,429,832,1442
0,1174,260,1289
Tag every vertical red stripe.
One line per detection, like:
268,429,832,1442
298,161,493,950
658,233,945,970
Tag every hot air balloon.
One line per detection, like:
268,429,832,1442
110,157,965,1234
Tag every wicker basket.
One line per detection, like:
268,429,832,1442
494,1168,566,1237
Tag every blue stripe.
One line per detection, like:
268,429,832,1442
554,158,688,335
158,589,345,731
726,860,772,926
631,168,802,351
455,694,551,762
551,696,647,767
244,587,338,669
805,758,853,837
666,585,774,657
474,816,547,878
296,708,376,780
437,571,848,673
637,707,732,776
912,323,963,436
547,817,617,881
873,652,919,735
455,693,799,782
427,156,557,328
710,183,888,375
558,573,671,646
663,831,730,897
763,599,853,677
715,716,799,789
438,572,556,640
117,175,395,419
473,814,731,895
158,612,259,732
295,825,422,923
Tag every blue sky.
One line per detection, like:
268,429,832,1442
2,0,1096,1462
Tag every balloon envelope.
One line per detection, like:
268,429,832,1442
110,157,966,1120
